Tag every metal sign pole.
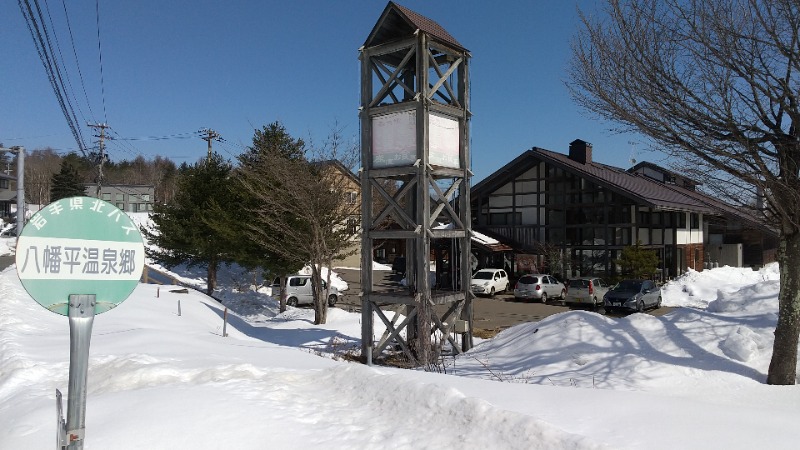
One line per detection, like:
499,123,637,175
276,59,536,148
15,197,145,449
64,295,96,450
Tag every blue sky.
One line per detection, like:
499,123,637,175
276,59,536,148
1,0,659,182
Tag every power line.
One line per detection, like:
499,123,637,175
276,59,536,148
110,132,202,141
217,138,246,160
60,0,97,122
18,0,88,154
42,0,91,127
94,0,108,123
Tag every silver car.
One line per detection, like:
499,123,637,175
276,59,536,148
603,279,662,313
565,277,610,309
513,274,565,303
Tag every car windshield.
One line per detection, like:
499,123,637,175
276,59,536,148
473,271,493,280
616,280,643,291
569,279,589,288
518,275,538,284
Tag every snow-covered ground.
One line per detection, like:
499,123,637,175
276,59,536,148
1,229,799,448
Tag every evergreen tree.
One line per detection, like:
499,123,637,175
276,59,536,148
617,241,659,280
141,154,235,296
235,122,360,324
49,159,86,202
206,122,307,312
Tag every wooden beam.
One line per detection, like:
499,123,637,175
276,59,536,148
372,304,417,363
370,61,400,104
363,37,415,59
373,58,415,101
429,178,464,228
371,178,417,229
427,51,461,107
367,229,422,239
370,47,416,108
430,291,466,305
367,166,417,178
428,179,461,227
430,229,467,239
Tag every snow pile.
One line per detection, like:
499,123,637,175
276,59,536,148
0,237,13,256
3,234,800,448
661,263,780,308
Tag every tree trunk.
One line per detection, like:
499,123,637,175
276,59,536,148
767,230,800,384
311,264,327,325
279,275,287,313
206,259,218,297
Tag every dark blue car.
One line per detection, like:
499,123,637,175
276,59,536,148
603,279,662,313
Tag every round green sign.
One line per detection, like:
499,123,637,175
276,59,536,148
15,196,145,315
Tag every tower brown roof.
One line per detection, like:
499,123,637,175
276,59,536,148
364,1,466,51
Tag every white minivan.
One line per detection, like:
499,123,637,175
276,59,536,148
270,275,339,307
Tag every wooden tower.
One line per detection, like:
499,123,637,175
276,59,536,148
359,2,473,365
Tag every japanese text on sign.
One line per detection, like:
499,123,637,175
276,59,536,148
17,237,143,281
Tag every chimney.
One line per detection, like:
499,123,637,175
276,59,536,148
569,139,592,164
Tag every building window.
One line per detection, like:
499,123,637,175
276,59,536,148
116,202,124,209
142,194,151,202
102,193,112,201
690,213,700,229
347,217,359,234
347,192,357,204
115,193,124,201
139,203,147,212
0,179,8,189
489,212,521,226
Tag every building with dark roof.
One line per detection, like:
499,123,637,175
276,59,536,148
471,139,778,281
0,173,16,219
84,184,155,213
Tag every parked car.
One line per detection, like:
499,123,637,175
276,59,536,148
270,275,338,307
603,279,662,313
470,268,509,297
565,277,610,309
513,274,565,303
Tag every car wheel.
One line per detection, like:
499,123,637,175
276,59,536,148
637,300,644,313
541,293,548,304
489,287,495,298
656,296,662,309
560,289,566,300
328,294,337,307
287,297,298,307
591,298,599,311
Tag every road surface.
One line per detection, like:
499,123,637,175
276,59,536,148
334,268,673,333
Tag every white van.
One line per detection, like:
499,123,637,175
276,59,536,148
270,275,338,307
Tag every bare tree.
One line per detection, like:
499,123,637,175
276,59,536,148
238,123,360,325
569,0,800,384
23,148,62,206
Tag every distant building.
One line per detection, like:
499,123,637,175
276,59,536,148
471,139,778,280
0,173,15,219
85,184,155,213
314,160,362,267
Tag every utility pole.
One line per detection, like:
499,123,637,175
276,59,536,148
0,146,25,240
200,128,220,162
88,123,109,197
